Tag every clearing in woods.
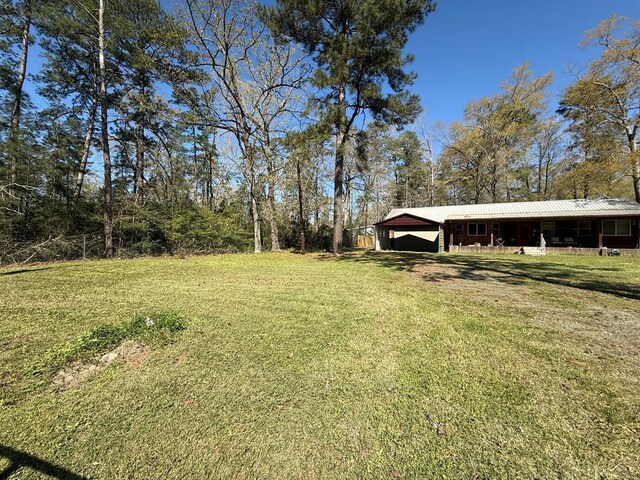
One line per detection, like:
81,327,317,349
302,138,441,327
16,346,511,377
1,252,639,478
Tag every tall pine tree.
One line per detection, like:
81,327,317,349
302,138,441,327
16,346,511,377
264,0,435,253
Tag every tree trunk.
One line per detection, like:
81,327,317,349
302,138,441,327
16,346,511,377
133,81,147,206
429,161,435,207
537,154,543,201
332,83,346,254
490,157,498,203
374,192,379,223
134,121,145,205
404,176,408,207
264,145,280,251
98,0,113,258
192,128,199,205
344,176,351,227
250,185,261,253
583,176,590,199
313,167,320,234
628,128,640,203
504,161,511,201
246,147,261,253
632,159,640,203
74,95,97,202
7,4,31,202
543,157,551,199
473,164,481,204
207,146,214,208
249,181,261,253
296,157,305,255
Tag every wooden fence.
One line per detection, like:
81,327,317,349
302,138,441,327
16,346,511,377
356,235,375,249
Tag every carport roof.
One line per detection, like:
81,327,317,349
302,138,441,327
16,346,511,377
374,213,437,226
383,198,640,224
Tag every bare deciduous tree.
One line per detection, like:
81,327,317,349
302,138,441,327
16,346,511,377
182,0,306,252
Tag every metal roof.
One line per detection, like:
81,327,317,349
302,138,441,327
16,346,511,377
384,198,640,224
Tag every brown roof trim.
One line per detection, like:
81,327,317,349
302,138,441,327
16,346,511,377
444,214,640,223
375,212,440,227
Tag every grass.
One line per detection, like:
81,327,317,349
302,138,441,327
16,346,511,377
32,311,186,379
0,251,639,479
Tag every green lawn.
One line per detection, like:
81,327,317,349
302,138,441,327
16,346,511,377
1,252,639,479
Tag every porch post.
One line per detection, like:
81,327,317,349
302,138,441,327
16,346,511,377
539,219,544,247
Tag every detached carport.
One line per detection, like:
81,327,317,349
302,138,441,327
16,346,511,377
375,213,444,252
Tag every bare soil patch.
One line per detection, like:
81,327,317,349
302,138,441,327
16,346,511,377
404,257,640,366
53,341,149,391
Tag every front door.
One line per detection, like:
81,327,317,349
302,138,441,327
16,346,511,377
517,223,535,246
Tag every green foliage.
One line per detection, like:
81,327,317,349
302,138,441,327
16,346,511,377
265,0,435,252
116,203,252,256
558,15,640,202
280,218,333,252
164,205,252,254
389,130,427,207
264,0,435,126
3,1,639,268
439,64,554,204
1,200,252,263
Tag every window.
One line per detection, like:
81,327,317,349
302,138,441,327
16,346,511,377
492,223,501,237
578,221,591,237
454,223,462,236
468,222,487,236
602,219,631,236
542,221,555,236
603,221,615,235
618,221,631,235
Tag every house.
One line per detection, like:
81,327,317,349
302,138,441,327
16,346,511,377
374,198,640,253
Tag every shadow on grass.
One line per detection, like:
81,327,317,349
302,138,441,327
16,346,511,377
0,267,51,276
328,251,640,301
0,445,88,479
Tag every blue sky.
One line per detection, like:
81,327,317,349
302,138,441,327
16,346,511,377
407,0,640,128
24,0,639,138
18,0,638,191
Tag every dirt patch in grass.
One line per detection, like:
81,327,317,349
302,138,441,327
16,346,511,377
1,313,185,406
409,256,640,365
336,252,640,366
53,341,150,391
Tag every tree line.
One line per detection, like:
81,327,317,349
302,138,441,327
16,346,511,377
0,1,638,262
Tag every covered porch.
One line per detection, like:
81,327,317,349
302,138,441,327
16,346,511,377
445,217,639,251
